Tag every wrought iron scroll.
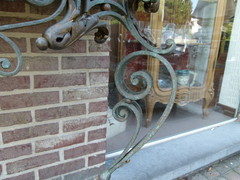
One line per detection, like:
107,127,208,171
0,0,67,76
0,0,177,179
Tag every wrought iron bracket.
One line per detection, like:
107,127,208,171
0,0,177,179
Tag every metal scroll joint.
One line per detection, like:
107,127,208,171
36,0,109,50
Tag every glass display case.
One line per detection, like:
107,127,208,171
107,0,238,153
143,0,228,126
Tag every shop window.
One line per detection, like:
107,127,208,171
107,0,239,153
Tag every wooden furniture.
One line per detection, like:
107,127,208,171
144,0,227,127
115,0,228,127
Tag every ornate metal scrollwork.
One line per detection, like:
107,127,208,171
0,33,22,76
36,0,109,50
0,0,67,76
0,0,177,179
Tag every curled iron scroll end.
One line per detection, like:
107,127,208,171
0,58,11,69
129,0,160,13
165,39,176,52
94,25,109,44
144,0,160,13
115,51,153,101
112,99,135,122
0,33,23,77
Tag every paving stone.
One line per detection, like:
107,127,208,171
212,177,227,180
233,165,240,174
213,162,231,175
202,168,221,179
182,153,240,180
224,170,240,179
188,173,208,180
232,154,240,163
223,156,240,169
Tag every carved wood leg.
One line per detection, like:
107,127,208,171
144,96,157,128
203,85,215,118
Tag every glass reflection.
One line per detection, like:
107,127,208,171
107,0,238,152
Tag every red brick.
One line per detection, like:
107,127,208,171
0,76,30,91
0,144,32,161
22,56,58,71
6,152,59,174
30,1,65,15
35,132,84,152
0,56,58,76
90,72,109,85
64,141,106,160
2,123,59,143
0,91,59,110
34,73,86,88
64,165,105,180
0,37,26,53
62,56,110,69
0,17,56,34
89,101,108,114
88,128,106,142
31,38,86,53
63,86,108,102
39,159,85,179
88,153,105,166
63,115,106,132
0,1,25,12
35,104,86,122
89,40,110,52
3,172,35,180
0,111,32,127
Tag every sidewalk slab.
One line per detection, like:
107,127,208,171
109,122,240,180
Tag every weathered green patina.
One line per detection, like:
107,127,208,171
0,0,177,179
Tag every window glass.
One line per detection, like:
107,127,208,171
107,0,239,153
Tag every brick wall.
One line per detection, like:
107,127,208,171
0,1,109,179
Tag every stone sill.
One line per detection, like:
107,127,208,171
109,119,240,180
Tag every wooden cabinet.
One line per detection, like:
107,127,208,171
144,0,227,127
114,0,228,127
